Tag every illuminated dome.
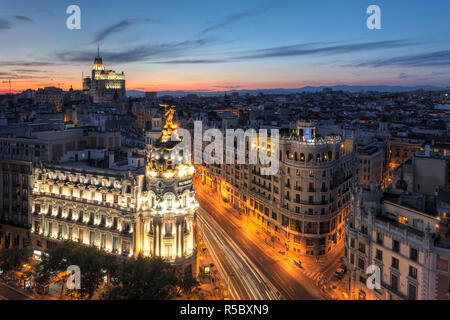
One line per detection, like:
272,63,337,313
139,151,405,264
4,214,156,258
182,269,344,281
138,106,198,270
146,106,194,180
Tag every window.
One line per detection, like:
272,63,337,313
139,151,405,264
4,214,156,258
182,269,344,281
410,247,418,262
409,266,417,279
350,238,355,248
376,232,383,245
361,225,368,235
101,234,106,249
398,215,408,225
392,257,399,269
408,283,417,300
358,258,365,270
358,243,366,254
376,249,383,261
391,274,399,291
393,240,400,253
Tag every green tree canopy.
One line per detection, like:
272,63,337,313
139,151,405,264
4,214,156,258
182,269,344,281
102,256,203,300
38,240,118,299
0,247,33,272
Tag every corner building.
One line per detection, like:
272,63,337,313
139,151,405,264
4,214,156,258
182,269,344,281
30,123,198,273
199,121,357,257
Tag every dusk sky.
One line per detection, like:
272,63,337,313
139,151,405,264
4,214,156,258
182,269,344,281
1,0,450,93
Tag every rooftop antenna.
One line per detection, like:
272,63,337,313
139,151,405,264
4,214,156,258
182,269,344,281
97,42,100,57
8,79,11,95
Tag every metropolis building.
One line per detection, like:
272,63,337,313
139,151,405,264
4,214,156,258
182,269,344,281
83,49,126,103
30,110,198,273
199,121,356,257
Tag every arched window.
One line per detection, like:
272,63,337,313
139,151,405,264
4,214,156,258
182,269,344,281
300,153,305,162
328,151,333,161
308,153,314,162
316,153,321,162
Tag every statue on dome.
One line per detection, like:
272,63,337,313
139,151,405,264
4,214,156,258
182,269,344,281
161,105,177,142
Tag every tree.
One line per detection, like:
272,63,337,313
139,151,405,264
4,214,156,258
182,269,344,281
38,240,117,299
102,256,202,300
175,268,204,300
0,247,33,273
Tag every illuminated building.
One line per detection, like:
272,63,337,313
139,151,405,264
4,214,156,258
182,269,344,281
83,49,126,104
345,181,450,300
0,129,90,250
30,108,198,273
35,87,63,112
199,120,357,257
390,139,422,169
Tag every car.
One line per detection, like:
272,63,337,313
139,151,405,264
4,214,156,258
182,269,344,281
294,260,303,269
336,267,345,274
334,270,345,279
335,265,347,274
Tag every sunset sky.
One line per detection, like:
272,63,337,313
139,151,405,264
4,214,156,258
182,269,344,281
1,0,450,93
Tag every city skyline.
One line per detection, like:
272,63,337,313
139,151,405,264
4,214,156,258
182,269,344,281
1,0,450,93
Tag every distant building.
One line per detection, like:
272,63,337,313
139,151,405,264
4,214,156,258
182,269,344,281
83,50,126,104
390,139,422,168
35,87,63,112
392,147,450,196
357,128,390,190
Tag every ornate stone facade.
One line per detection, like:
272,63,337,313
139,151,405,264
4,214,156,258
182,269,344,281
199,121,356,257
30,112,198,272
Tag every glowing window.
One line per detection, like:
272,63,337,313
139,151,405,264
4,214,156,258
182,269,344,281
398,215,408,225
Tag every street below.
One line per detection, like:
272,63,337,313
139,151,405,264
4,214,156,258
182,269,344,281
196,187,325,300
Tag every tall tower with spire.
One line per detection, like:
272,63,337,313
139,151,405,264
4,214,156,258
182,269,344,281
82,46,126,103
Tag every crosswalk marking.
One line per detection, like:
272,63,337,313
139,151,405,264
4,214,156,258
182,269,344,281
302,270,322,281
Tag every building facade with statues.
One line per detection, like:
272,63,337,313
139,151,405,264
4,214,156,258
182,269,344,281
29,107,198,273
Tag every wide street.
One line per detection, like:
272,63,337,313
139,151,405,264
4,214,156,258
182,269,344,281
198,208,280,300
0,282,30,300
196,187,325,300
